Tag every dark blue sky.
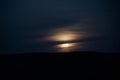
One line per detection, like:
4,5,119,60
1,0,119,54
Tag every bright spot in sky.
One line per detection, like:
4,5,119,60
47,26,86,52
58,43,71,48
56,43,81,52
35,25,87,52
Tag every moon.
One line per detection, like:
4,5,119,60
56,43,80,52
57,43,77,49
59,43,71,48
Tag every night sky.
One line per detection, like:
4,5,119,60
1,0,119,54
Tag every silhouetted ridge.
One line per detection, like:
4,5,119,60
1,51,120,80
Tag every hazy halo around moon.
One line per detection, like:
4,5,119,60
48,25,87,52
34,23,91,52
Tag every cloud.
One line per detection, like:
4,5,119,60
33,22,91,43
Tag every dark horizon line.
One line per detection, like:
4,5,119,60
1,51,119,55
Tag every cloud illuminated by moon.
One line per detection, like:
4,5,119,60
32,23,89,52
46,26,86,42
34,23,88,43
48,32,80,41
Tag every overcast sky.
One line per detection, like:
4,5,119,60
1,0,119,54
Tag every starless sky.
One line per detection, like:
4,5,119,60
1,0,119,54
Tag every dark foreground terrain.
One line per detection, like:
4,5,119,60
1,51,120,80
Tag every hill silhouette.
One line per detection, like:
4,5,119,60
1,51,120,80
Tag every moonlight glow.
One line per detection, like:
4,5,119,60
48,31,82,42
59,43,71,48
56,42,81,52
35,26,86,52
40,26,86,42
57,43,77,49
